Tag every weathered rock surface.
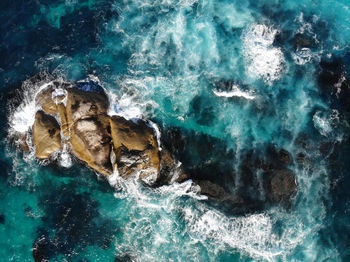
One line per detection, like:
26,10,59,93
65,87,112,176
110,115,160,182
66,88,109,127
158,149,188,184
33,110,62,159
36,87,57,115
17,79,188,186
71,117,112,175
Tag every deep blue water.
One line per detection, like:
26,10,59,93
1,0,350,261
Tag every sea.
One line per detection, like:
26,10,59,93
1,0,350,261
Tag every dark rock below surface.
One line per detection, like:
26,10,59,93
161,127,298,211
74,80,106,95
264,169,297,204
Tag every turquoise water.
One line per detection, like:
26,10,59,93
1,0,350,261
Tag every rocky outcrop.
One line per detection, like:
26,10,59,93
65,88,109,127
28,80,171,182
110,115,160,183
71,116,112,176
36,87,57,115
17,133,30,152
25,79,299,212
158,149,188,184
33,110,62,158
64,87,112,176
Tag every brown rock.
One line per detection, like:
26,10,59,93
33,84,182,182
264,169,297,203
66,88,109,128
36,87,57,115
158,149,188,184
33,110,62,158
110,115,160,183
70,117,112,176
17,133,30,152
65,88,112,176
175,173,189,183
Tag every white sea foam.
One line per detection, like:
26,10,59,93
52,87,68,106
59,143,72,168
108,168,309,261
147,120,162,151
242,24,285,84
104,148,312,261
293,48,313,65
107,82,150,120
313,111,332,136
9,82,52,134
312,110,341,139
213,85,255,100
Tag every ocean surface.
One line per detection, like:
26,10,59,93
1,0,350,261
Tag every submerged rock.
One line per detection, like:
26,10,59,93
161,127,298,210
318,57,350,113
32,235,54,262
267,145,293,167
264,169,297,204
33,110,62,159
196,180,243,203
74,80,106,94
158,149,188,184
110,115,160,183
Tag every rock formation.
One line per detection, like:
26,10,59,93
24,79,298,209
33,110,62,158
64,87,112,176
109,115,160,183
36,87,57,115
30,80,170,184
